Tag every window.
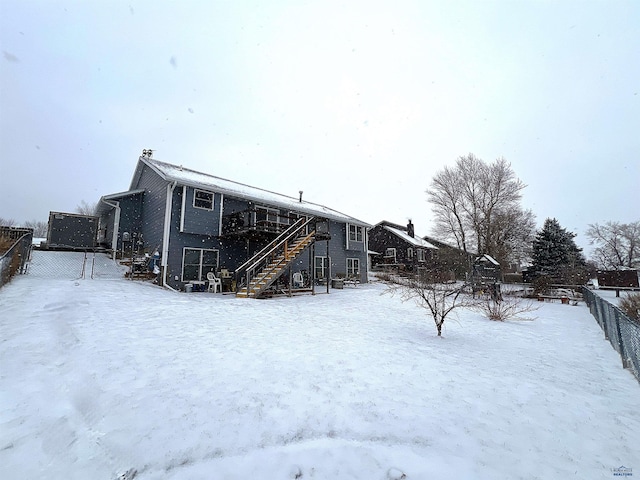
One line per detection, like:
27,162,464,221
347,258,360,277
407,247,414,260
385,248,396,263
193,189,214,210
349,224,363,242
255,205,286,232
182,248,219,281
417,249,426,262
315,256,329,279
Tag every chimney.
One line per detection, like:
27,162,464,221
407,219,414,238
299,190,303,202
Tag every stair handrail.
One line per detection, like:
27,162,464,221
245,229,317,294
243,216,317,291
234,216,315,291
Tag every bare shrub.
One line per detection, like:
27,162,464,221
473,296,538,322
384,269,471,336
620,293,640,321
0,236,12,255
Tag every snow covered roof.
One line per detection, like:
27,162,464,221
476,254,500,265
384,226,438,249
101,189,145,201
96,189,145,216
139,157,370,227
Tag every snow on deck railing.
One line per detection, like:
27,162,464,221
583,287,640,383
0,231,33,289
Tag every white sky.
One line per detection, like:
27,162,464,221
1,0,638,253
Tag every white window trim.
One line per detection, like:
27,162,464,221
417,249,426,262
385,247,397,263
181,247,219,282
347,258,360,276
315,255,330,279
193,189,214,211
348,224,364,243
407,247,414,259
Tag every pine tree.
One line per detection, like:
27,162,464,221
531,218,586,283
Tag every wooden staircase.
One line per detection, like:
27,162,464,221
235,217,317,298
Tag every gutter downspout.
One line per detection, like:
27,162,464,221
162,181,179,291
101,198,121,260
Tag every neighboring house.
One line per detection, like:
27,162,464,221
96,152,370,296
421,234,474,280
368,220,438,272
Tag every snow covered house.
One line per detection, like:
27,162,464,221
96,152,370,296
368,220,439,273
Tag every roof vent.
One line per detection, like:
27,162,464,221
299,190,303,202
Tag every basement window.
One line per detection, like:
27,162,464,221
182,247,219,282
347,258,360,276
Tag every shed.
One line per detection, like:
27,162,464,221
46,212,99,249
472,254,502,283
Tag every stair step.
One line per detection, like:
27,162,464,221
236,228,316,298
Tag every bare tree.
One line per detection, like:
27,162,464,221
489,208,537,268
0,217,17,227
22,220,48,237
384,270,471,337
586,221,640,269
76,200,98,216
427,154,534,267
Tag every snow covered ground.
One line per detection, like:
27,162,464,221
1,251,639,480
594,287,638,307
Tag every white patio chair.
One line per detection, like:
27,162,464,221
206,271,222,293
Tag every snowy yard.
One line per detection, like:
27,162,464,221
1,252,639,480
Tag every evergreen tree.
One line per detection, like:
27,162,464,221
531,218,586,283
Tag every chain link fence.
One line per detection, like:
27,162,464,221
27,250,128,280
583,287,640,382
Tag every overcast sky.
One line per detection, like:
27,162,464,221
1,0,638,254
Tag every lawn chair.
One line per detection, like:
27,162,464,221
206,271,222,293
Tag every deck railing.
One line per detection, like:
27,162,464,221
0,229,33,289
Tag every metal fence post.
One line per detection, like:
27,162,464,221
613,308,629,369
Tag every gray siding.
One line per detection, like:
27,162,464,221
164,186,223,289
312,221,368,283
99,209,116,248
180,186,222,236
135,166,169,252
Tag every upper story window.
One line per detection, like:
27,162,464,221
385,248,396,262
255,206,286,232
349,224,363,242
417,249,426,262
407,247,414,259
193,189,214,210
